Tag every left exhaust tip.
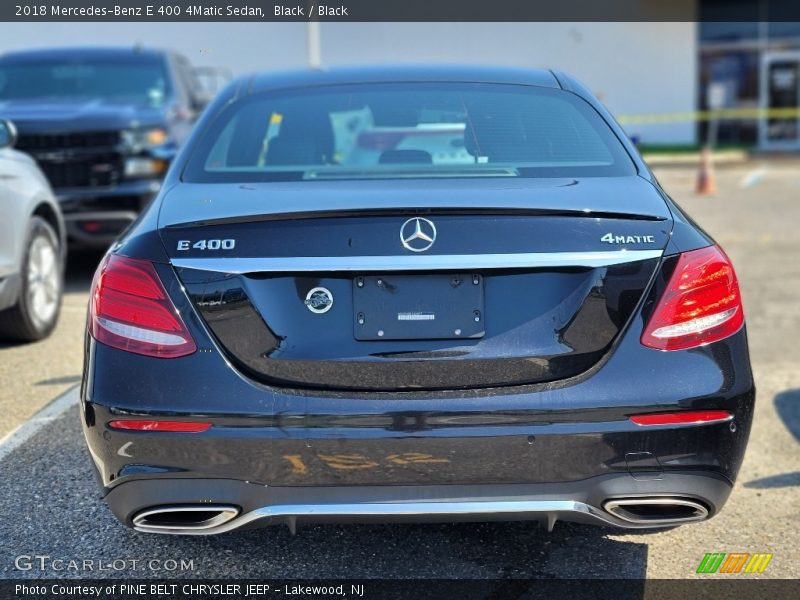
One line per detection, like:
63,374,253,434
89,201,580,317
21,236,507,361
132,505,239,534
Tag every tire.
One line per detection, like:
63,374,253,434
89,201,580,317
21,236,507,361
0,216,63,342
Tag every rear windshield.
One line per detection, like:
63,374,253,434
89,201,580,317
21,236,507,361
183,82,636,182
0,57,170,107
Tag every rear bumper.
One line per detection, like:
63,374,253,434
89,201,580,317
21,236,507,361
81,320,755,533
56,178,161,246
85,398,751,487
0,272,21,312
104,473,733,534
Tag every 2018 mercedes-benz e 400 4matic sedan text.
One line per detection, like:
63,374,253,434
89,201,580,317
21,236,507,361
81,66,754,535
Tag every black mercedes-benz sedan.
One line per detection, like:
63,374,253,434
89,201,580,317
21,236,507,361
81,66,754,535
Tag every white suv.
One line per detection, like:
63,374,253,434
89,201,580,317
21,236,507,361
0,119,64,341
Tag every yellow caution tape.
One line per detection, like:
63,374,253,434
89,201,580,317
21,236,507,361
617,107,800,125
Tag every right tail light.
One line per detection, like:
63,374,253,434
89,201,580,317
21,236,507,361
641,245,744,351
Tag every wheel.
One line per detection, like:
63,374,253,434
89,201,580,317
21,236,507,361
0,216,63,342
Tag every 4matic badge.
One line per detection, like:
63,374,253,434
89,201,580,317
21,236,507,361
601,233,657,244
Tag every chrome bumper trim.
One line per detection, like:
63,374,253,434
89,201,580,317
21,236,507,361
133,500,631,536
171,249,663,273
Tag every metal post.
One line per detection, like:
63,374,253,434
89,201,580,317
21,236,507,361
307,21,321,69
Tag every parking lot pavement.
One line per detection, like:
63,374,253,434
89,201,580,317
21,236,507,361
0,251,102,440
0,160,798,579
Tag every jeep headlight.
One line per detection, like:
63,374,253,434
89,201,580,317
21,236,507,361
124,157,168,177
121,127,169,152
122,127,171,177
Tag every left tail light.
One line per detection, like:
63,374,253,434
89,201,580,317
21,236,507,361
88,254,196,358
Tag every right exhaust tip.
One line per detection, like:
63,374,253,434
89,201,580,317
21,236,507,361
603,497,709,525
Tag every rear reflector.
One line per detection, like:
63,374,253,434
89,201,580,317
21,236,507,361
109,420,211,433
629,410,732,426
88,254,196,358
641,245,744,351
81,221,101,233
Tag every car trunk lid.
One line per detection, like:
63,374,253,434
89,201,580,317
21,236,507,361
160,177,671,391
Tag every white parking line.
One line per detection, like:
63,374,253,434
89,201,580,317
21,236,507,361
0,386,79,462
739,166,770,188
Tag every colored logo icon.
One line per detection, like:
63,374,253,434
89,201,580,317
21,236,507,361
696,552,773,574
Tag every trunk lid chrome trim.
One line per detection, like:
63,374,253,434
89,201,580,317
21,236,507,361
171,249,663,273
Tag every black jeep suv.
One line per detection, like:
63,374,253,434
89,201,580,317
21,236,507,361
0,46,211,247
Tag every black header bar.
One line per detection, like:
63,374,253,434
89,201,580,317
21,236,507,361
4,579,800,600
3,0,800,22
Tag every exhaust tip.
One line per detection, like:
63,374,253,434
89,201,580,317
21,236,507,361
133,505,239,533
603,497,708,525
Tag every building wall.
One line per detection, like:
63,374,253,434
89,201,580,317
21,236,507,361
323,22,697,145
0,20,697,144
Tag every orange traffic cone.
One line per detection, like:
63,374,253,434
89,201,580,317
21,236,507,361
696,145,717,195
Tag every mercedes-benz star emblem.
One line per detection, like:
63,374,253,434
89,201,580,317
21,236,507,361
400,217,437,253
305,287,334,314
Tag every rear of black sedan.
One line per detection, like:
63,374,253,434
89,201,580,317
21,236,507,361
80,66,754,535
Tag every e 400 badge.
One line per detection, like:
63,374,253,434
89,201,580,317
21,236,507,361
176,239,236,251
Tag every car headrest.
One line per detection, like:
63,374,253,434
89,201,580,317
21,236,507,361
265,113,335,166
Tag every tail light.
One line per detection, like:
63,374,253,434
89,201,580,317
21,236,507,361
88,254,196,358
641,245,744,351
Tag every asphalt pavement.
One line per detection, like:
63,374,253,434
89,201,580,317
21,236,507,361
0,250,100,440
0,160,798,580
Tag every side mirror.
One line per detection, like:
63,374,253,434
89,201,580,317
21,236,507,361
0,119,17,149
193,66,232,94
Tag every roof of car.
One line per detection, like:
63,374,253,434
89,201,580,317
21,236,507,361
0,46,167,63
247,65,562,93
